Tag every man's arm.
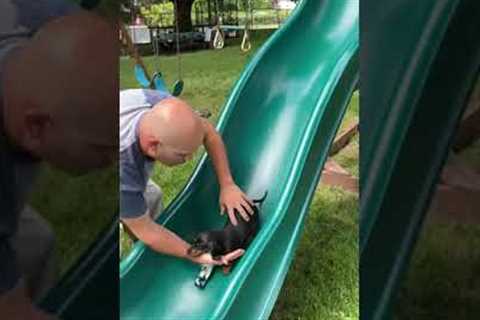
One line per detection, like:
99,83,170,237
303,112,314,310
201,119,235,189
121,213,243,265
201,119,254,225
122,213,191,259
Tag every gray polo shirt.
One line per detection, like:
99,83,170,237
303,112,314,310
120,89,171,219
0,0,79,294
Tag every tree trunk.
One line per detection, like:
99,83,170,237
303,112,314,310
171,0,195,32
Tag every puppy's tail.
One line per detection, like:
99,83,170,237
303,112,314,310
252,191,268,206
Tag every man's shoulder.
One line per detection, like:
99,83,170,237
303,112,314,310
120,88,172,109
119,90,149,151
0,0,80,36
120,88,171,95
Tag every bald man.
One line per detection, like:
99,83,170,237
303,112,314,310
120,89,253,266
1,3,117,319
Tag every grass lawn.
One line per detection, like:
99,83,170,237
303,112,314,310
394,141,480,319
30,165,117,275
395,221,480,319
271,186,358,320
121,29,359,319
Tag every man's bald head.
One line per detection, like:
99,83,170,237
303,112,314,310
138,98,205,166
2,11,118,173
16,10,117,122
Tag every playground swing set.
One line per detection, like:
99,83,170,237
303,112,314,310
123,0,288,53
119,0,266,109
120,0,184,96
119,0,256,97
208,0,253,51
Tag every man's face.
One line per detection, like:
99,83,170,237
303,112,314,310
154,142,198,167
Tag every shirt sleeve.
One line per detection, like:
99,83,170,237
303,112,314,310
119,147,149,219
120,190,147,219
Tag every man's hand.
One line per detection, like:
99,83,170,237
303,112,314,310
201,120,253,225
189,249,245,265
219,184,254,226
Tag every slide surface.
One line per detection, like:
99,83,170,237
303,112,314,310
120,0,358,319
361,1,480,319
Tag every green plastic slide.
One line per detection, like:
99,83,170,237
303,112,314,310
361,1,480,319
40,219,119,318
120,0,358,319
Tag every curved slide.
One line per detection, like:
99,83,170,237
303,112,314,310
361,1,480,319
120,0,358,319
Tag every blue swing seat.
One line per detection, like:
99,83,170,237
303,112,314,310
134,64,183,96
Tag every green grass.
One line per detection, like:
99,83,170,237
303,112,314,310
460,139,480,172
394,141,480,319
120,30,358,318
30,165,117,275
341,91,359,131
395,221,480,319
271,186,359,320
333,134,359,178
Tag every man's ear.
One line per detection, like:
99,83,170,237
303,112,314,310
145,138,160,158
22,109,52,153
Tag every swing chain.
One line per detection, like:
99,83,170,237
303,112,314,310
173,0,182,81
212,0,225,49
240,0,251,52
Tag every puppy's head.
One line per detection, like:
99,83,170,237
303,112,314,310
187,232,215,257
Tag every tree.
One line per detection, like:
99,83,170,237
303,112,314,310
136,0,232,32
171,0,195,32
134,0,280,32
133,0,195,32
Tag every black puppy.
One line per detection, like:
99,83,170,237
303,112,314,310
188,192,268,269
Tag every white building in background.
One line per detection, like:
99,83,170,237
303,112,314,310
274,0,297,10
